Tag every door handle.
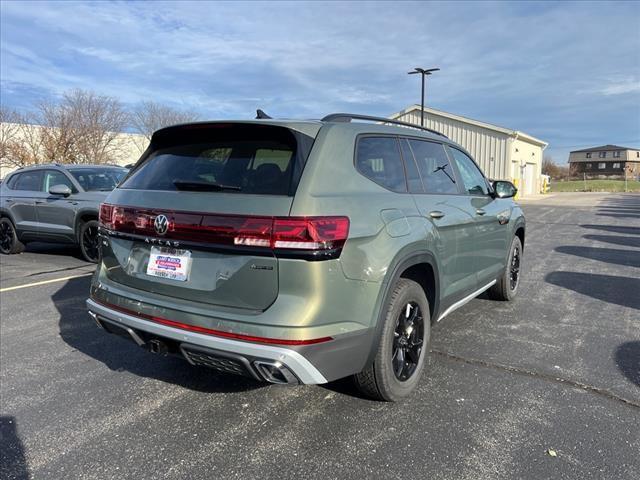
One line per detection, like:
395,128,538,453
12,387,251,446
35,201,45,204
5,199,13,203
476,209,486,216
429,210,445,219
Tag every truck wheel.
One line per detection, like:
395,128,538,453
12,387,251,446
0,218,24,254
79,220,101,263
354,278,431,401
488,235,522,301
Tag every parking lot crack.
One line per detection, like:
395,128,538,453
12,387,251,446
431,349,640,409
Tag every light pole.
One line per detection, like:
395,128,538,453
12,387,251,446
408,67,439,126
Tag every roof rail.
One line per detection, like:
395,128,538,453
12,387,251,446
321,113,447,138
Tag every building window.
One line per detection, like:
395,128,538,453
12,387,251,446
598,163,606,169
613,163,620,169
613,151,621,158
598,152,606,158
586,152,592,158
585,163,592,168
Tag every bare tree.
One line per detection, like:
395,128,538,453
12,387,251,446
38,89,129,164
131,101,200,141
542,155,570,180
0,107,44,169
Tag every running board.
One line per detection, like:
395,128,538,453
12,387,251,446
437,280,496,322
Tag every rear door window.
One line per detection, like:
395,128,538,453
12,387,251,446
120,125,307,196
355,136,407,192
409,140,458,194
8,171,43,191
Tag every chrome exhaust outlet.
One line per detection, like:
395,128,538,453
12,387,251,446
88,310,104,329
89,311,146,347
254,360,299,385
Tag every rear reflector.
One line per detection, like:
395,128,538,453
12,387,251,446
93,298,333,346
99,203,349,259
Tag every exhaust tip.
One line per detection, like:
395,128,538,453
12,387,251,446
148,339,169,355
254,360,298,385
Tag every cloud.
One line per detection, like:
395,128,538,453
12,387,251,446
600,79,640,96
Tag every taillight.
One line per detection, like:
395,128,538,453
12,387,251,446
272,217,349,251
99,203,114,229
99,204,350,260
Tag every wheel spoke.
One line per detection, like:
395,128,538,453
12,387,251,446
394,348,405,377
406,348,420,364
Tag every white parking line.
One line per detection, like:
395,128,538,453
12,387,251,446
0,273,93,293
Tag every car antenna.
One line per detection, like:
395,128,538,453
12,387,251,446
256,109,272,119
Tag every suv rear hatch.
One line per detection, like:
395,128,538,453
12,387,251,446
99,122,333,311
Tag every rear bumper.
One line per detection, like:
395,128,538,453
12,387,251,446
86,298,328,384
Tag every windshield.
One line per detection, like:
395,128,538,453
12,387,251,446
69,168,128,192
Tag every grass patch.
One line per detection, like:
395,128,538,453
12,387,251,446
550,179,640,193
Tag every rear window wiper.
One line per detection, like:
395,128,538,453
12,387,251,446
173,180,242,192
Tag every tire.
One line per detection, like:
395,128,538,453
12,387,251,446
488,235,522,301
79,220,101,263
0,217,24,255
354,278,431,401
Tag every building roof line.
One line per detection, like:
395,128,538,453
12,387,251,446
389,105,548,147
569,144,639,153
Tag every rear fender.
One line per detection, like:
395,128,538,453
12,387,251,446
362,248,440,369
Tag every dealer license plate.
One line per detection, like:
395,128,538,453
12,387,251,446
146,247,192,282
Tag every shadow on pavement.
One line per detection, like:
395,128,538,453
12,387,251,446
597,213,640,220
583,234,640,248
597,206,640,212
554,245,640,268
615,342,640,388
0,416,30,480
545,271,640,310
580,224,640,235
53,277,264,394
24,242,85,260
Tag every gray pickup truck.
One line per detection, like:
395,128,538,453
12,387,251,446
0,163,127,262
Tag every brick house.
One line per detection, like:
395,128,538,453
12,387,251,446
568,145,640,178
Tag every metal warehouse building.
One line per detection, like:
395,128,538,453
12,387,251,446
390,106,548,196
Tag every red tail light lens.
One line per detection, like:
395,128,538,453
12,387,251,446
99,203,114,229
272,217,350,250
99,204,350,259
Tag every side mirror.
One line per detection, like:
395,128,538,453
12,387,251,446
49,184,72,197
492,180,517,199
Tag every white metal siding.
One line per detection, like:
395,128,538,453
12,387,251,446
395,110,511,180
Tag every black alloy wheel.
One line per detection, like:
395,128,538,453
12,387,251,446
0,219,15,254
392,301,425,381
80,220,101,263
509,244,521,291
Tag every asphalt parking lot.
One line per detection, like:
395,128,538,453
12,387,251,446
1,192,639,480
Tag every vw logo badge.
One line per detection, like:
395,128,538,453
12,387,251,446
154,214,169,235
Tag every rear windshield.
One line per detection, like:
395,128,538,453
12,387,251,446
120,124,312,196
69,168,127,191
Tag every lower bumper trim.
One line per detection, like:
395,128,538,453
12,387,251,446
86,298,327,384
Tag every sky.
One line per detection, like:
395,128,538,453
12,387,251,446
1,0,639,163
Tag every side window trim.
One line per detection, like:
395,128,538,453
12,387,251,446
398,137,424,193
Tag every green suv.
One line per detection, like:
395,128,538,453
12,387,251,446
87,113,524,401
